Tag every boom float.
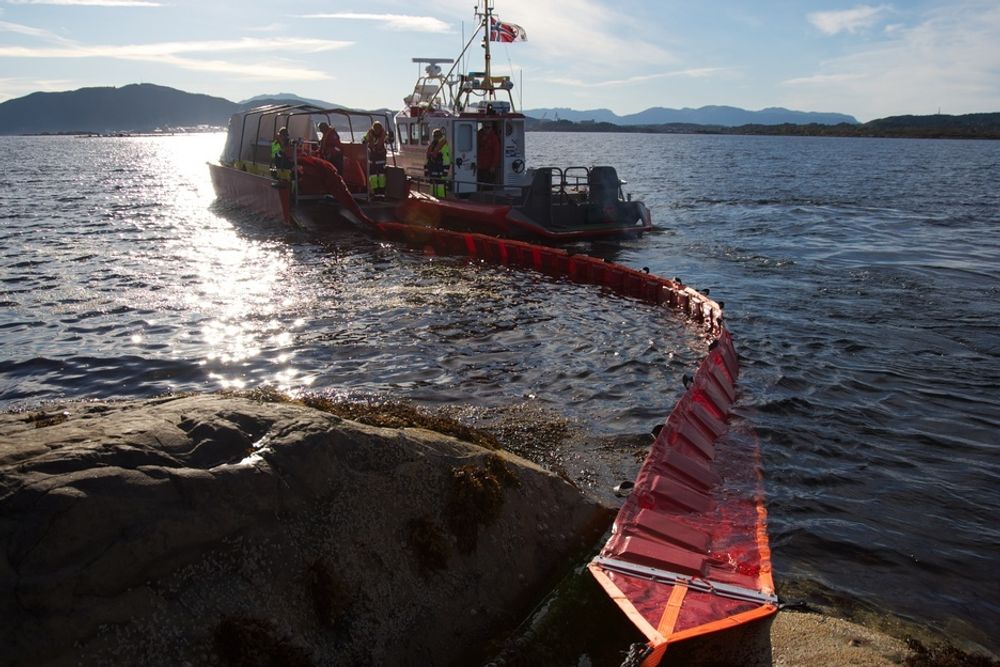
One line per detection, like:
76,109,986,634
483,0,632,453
369,221,777,665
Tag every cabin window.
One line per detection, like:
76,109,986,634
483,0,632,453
420,123,430,145
456,123,473,152
409,123,420,145
398,123,408,145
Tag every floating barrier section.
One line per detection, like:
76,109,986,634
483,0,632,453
372,222,776,665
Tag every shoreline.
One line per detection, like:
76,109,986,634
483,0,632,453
524,115,1000,140
3,393,997,665
482,534,998,665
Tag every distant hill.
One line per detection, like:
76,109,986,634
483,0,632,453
863,113,1000,135
0,84,399,135
4,82,993,138
524,105,859,126
525,112,1000,139
0,83,237,134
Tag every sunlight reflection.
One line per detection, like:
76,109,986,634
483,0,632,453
208,372,248,390
186,225,297,367
157,133,228,207
157,133,307,391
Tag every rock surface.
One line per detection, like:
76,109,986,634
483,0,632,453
0,395,612,666
4,395,995,667
665,610,910,666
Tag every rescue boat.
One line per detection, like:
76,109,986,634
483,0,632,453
209,1,653,241
208,103,403,229
389,43,653,239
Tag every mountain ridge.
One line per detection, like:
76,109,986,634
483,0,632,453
523,105,860,126
525,113,1000,139
1,82,995,138
0,83,237,134
0,83,858,134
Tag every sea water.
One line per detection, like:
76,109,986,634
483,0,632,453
2,131,998,653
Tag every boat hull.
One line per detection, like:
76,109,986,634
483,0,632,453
397,192,653,241
209,163,292,225
209,163,652,242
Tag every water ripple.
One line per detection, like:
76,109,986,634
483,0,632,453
2,132,999,651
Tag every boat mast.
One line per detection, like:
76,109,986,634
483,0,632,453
481,0,493,102
475,0,516,112
423,1,515,114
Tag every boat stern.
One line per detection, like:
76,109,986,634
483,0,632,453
208,162,292,225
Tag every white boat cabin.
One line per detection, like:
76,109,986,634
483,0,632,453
394,110,528,196
393,53,530,197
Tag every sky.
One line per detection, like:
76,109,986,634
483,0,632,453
0,0,998,122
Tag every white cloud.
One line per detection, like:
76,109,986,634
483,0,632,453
298,13,450,33
673,67,732,79
0,32,351,81
150,56,330,81
782,72,864,86
542,67,733,88
808,5,889,35
0,19,73,43
7,0,162,6
0,36,351,58
432,0,674,72
784,2,1000,119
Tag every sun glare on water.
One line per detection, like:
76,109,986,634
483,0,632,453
143,132,314,394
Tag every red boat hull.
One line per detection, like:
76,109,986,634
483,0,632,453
397,192,652,241
209,164,652,241
208,163,292,225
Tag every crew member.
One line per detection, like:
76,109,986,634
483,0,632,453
362,121,388,195
476,122,500,189
318,121,343,174
425,127,451,198
271,127,291,169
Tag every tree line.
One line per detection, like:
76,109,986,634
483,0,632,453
525,113,1000,140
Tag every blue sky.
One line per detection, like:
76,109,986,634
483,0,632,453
1,0,998,121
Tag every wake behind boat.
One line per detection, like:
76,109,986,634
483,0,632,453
209,1,652,241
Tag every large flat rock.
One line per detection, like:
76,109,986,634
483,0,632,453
0,395,612,666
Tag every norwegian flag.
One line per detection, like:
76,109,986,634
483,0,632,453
489,18,527,42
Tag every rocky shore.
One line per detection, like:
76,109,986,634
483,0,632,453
2,394,996,666
0,394,611,666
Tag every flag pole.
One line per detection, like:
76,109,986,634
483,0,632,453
483,0,493,101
